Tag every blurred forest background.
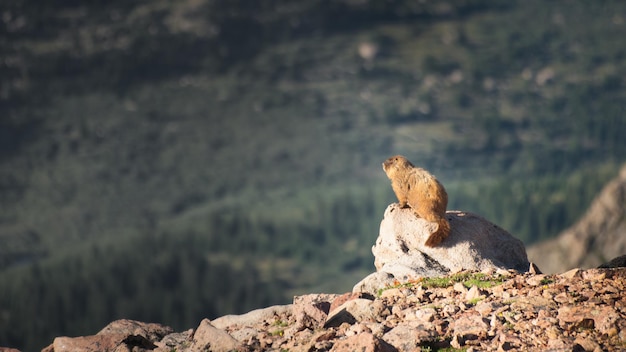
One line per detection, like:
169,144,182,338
1,0,625,350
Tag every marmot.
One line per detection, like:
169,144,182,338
382,155,450,247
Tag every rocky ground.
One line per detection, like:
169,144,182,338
36,266,626,352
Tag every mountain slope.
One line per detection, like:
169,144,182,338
527,164,626,273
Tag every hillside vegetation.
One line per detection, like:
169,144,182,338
1,1,625,350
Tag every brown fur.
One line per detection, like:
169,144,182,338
382,155,450,247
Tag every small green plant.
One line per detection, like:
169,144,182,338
270,329,285,336
378,271,507,296
419,343,467,352
467,297,484,305
269,319,289,336
421,272,506,289
377,278,423,296
421,276,455,289
462,273,506,289
575,318,595,331
540,277,554,285
504,321,515,330
273,319,289,328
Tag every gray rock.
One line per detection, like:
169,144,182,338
598,254,626,268
354,204,529,294
211,304,292,330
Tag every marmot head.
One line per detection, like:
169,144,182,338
382,155,414,178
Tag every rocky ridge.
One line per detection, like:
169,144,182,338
38,267,626,351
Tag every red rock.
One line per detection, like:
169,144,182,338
345,322,373,337
299,330,337,351
452,311,489,341
531,309,558,330
474,301,498,316
325,296,379,328
49,334,138,352
329,332,395,352
292,293,336,330
497,332,522,351
553,291,571,303
97,319,173,341
465,285,485,301
525,274,548,286
411,307,436,323
188,319,240,352
383,322,433,352
557,306,620,335
581,269,606,281
328,292,373,313
41,319,171,352
547,338,569,350
573,336,602,352
154,330,193,351
312,330,336,342
559,268,581,279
